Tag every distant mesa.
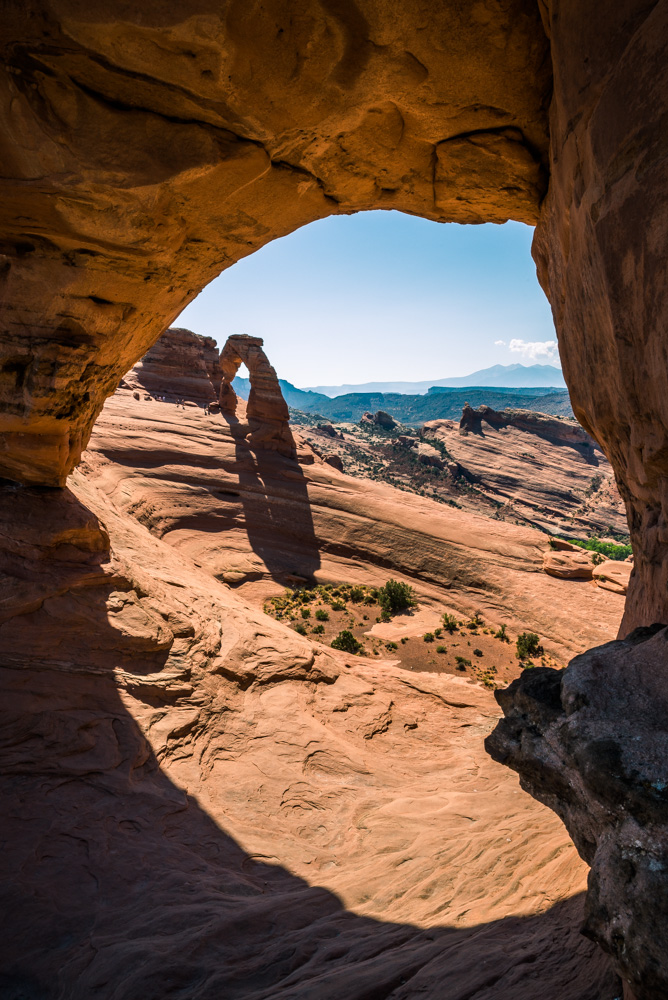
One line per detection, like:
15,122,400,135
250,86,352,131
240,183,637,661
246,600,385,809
305,363,567,397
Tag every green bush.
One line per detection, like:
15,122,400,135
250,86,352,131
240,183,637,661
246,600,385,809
294,623,308,636
441,613,458,634
400,636,408,644
423,632,435,642
516,632,543,659
377,579,417,616
473,648,483,657
568,536,632,561
455,656,471,670
467,612,484,629
331,600,346,611
494,624,509,642
350,586,365,603
436,645,446,654
312,624,325,634
315,608,329,621
300,607,310,619
434,627,442,637
331,630,363,654
379,609,391,623
386,641,398,650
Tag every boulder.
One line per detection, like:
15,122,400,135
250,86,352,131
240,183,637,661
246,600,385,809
543,549,596,580
360,410,398,431
317,423,343,439
487,626,668,999
593,560,632,596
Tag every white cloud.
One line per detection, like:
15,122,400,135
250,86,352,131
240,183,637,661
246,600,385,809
508,338,560,365
494,339,506,346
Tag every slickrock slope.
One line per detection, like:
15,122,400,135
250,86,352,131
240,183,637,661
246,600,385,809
1,440,618,1000
424,405,627,538
83,384,625,664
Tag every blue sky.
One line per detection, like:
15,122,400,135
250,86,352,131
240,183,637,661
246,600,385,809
175,211,557,388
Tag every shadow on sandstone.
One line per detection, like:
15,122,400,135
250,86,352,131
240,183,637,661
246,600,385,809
0,666,619,1000
234,435,321,585
0,484,618,1000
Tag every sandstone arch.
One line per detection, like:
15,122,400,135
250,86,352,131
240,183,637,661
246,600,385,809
2,3,668,995
219,334,295,456
1,1,665,635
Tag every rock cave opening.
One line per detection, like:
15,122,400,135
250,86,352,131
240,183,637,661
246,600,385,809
2,2,668,997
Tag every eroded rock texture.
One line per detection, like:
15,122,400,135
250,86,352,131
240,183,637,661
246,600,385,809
487,627,668,999
533,0,668,631
123,326,219,404
0,0,549,487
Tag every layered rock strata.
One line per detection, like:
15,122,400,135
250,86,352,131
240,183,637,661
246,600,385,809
486,626,668,1000
123,327,219,404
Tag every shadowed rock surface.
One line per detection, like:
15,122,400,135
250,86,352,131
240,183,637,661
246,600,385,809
487,626,668,1000
1,2,668,993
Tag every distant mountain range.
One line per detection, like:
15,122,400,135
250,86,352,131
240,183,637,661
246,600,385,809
304,363,566,396
231,375,573,426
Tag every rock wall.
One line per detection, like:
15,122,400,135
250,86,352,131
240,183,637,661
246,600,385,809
123,327,219,404
1,2,668,994
533,0,668,632
486,628,668,1000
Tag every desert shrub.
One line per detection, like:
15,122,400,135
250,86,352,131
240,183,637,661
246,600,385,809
467,611,484,629
436,645,446,654
350,586,365,603
434,627,442,637
441,613,458,634
294,623,308,636
386,641,398,651
363,595,376,606
473,648,483,657
315,608,329,621
379,609,391,623
377,579,417,616
423,632,435,642
300,607,310,619
400,637,408,644
569,536,632,561
494,624,509,642
331,630,363,654
521,661,536,670
516,632,543,659
455,656,471,670
331,600,346,611
312,624,324,634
